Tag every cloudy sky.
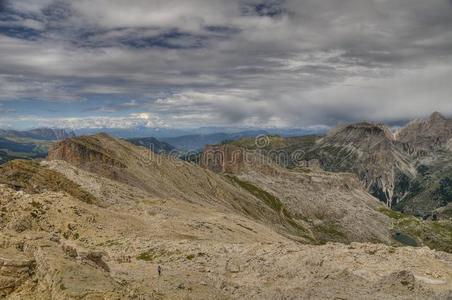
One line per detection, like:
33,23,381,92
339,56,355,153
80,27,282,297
0,0,451,129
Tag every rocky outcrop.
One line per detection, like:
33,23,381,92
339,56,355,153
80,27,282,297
200,144,245,174
48,134,127,170
306,122,415,206
272,112,452,215
396,112,452,156
0,248,35,298
0,159,98,205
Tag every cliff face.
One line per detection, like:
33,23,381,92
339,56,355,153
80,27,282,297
200,144,245,174
48,134,127,181
48,134,126,168
307,122,415,206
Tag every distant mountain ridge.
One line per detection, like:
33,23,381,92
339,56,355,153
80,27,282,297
73,126,328,139
160,131,268,151
0,128,75,164
0,128,75,141
126,137,175,154
218,112,452,218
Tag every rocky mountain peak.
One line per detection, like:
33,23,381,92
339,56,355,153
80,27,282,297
310,121,414,206
326,122,395,144
396,112,452,155
429,111,446,122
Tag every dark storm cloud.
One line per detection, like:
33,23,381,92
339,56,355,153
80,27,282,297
0,0,452,128
0,0,7,12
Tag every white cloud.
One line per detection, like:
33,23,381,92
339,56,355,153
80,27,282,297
33,113,167,129
1,0,452,128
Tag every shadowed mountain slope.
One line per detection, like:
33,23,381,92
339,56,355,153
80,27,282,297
200,144,394,244
305,122,416,206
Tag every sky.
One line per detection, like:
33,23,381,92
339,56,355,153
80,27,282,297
0,0,451,130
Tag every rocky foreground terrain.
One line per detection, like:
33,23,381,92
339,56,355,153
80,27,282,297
0,133,451,299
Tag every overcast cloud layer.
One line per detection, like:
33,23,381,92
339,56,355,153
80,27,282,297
0,0,451,129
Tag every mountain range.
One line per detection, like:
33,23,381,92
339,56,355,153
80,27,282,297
0,128,75,141
306,112,452,217
73,126,327,139
220,112,452,218
159,130,269,151
0,114,451,298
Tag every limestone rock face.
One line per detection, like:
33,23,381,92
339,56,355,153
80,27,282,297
0,159,98,205
0,248,35,298
397,112,452,155
48,134,127,174
201,144,245,174
306,122,415,206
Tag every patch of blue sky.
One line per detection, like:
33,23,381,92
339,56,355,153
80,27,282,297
0,25,41,39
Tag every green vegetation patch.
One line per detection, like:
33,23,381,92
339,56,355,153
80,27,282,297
378,207,406,220
136,248,181,262
226,176,314,241
380,206,452,253
313,222,347,244
374,205,452,252
436,177,452,206
227,176,283,211
137,251,155,261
